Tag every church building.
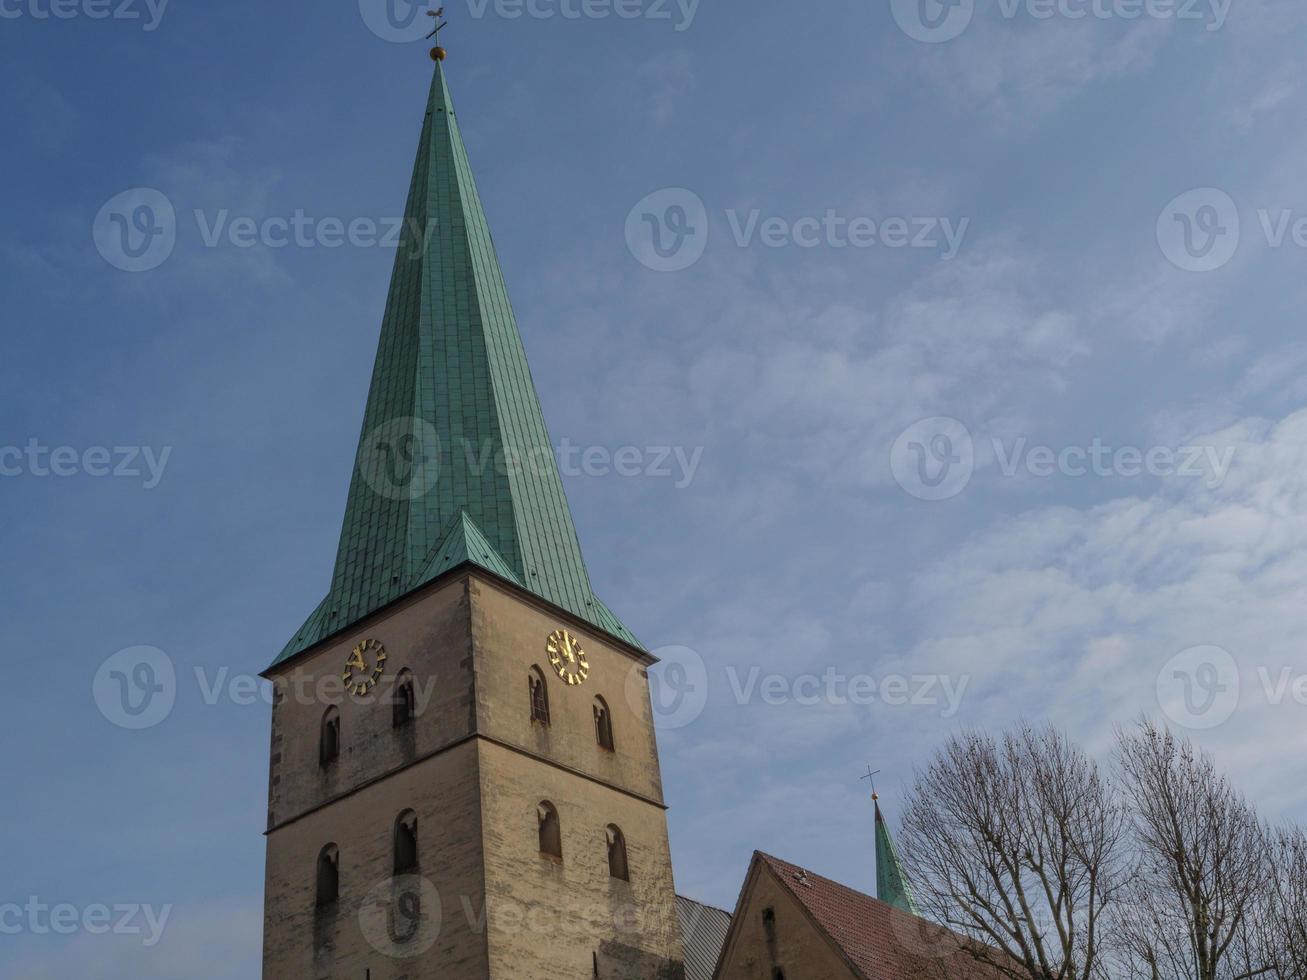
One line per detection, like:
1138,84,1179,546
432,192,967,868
259,54,996,980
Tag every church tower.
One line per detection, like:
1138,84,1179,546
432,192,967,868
260,60,685,980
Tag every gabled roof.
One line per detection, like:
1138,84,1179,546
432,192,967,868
676,895,732,980
270,63,642,668
718,852,1005,980
413,510,525,590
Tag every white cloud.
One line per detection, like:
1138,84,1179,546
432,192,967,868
613,239,1092,498
669,409,1307,912
636,49,697,127
888,408,1307,814
895,14,1170,122
1212,0,1307,125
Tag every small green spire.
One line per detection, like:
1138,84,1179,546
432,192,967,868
270,63,641,668
875,798,920,915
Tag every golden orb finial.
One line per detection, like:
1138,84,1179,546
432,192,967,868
427,7,448,60
862,766,882,804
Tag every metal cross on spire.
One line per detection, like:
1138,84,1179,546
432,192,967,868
426,7,450,62
426,7,448,40
861,766,882,801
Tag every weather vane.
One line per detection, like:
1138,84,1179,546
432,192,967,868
861,766,882,802
427,7,449,61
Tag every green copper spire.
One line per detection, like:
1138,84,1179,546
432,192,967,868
875,798,920,915
271,63,641,669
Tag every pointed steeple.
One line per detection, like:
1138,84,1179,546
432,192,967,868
874,795,920,916
271,64,640,668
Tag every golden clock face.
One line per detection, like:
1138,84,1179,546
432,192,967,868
546,629,589,686
343,638,387,697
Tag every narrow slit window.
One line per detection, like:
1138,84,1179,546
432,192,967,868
529,667,551,727
538,801,562,859
606,825,629,881
320,707,340,767
393,670,416,728
316,844,340,907
593,696,614,751
394,810,418,874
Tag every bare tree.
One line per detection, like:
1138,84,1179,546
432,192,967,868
1114,719,1269,980
898,724,1127,980
1110,870,1195,980
1242,826,1307,980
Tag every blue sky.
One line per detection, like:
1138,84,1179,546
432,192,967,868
4,0,1307,975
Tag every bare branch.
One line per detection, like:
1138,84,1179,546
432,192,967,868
1113,718,1270,980
899,724,1127,980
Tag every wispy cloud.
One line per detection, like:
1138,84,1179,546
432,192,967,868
893,408,1307,808
636,49,697,127
893,14,1171,123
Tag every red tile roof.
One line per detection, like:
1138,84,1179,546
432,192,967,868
757,853,1006,980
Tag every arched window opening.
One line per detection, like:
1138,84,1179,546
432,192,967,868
606,825,630,881
538,801,562,860
320,706,340,767
394,809,418,874
529,667,551,727
393,670,416,728
316,844,340,908
593,696,615,752
763,906,777,942
773,971,786,980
